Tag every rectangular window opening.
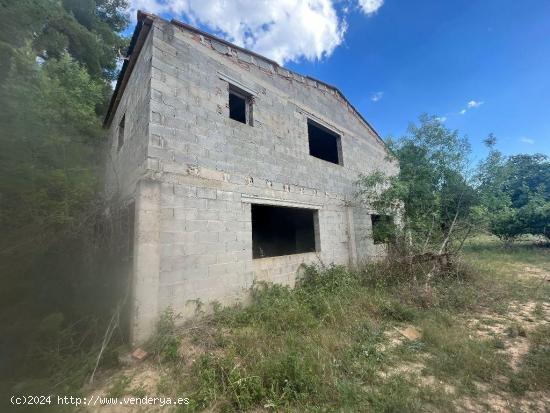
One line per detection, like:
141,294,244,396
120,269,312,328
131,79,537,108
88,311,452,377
307,119,342,165
252,204,317,259
118,114,125,151
229,87,253,125
371,214,395,244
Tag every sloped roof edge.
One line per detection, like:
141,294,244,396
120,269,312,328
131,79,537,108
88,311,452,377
105,11,386,148
104,10,154,127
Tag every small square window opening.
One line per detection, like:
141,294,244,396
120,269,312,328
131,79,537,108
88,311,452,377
371,214,395,244
307,119,342,165
229,87,253,125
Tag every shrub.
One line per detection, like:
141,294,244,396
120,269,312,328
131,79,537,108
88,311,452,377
191,353,264,410
261,348,322,403
148,307,181,362
296,264,360,319
297,264,358,294
233,282,317,332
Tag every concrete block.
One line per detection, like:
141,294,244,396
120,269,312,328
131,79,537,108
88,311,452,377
185,220,208,231
197,187,217,199
198,231,218,243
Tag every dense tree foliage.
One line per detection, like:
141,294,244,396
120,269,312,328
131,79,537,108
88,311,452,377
1,0,128,82
0,0,129,388
0,51,103,246
0,0,129,241
357,115,478,253
477,140,550,242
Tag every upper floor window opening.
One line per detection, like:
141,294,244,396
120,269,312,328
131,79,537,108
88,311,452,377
229,86,253,126
307,119,342,165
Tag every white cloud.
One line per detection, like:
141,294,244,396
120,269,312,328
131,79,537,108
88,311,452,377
520,137,534,144
128,0,352,64
459,99,484,114
436,116,447,122
467,100,484,108
357,0,384,15
371,91,384,102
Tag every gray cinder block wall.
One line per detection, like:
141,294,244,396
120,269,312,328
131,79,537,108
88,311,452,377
104,11,398,344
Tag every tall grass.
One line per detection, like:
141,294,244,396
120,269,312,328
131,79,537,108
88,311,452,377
139,237,549,412
146,254,480,412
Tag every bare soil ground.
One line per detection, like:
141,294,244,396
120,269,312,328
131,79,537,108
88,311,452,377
378,295,550,412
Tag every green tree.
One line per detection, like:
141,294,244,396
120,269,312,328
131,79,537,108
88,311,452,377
0,50,104,255
1,0,128,81
477,142,550,242
0,0,129,387
0,0,129,273
356,114,477,253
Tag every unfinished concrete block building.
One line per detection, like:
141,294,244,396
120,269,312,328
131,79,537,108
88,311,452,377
104,11,398,343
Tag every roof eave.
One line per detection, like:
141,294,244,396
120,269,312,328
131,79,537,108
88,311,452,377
103,11,154,128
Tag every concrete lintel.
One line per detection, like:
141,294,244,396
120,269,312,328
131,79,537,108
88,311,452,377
241,194,322,210
298,107,344,137
217,71,258,96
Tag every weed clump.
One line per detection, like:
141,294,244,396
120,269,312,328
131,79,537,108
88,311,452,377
233,282,317,332
148,307,181,362
190,353,263,411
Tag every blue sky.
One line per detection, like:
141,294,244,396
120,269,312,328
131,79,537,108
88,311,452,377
127,0,550,160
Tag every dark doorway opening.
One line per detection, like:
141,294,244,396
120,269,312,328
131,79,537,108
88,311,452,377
252,204,317,258
307,119,342,165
